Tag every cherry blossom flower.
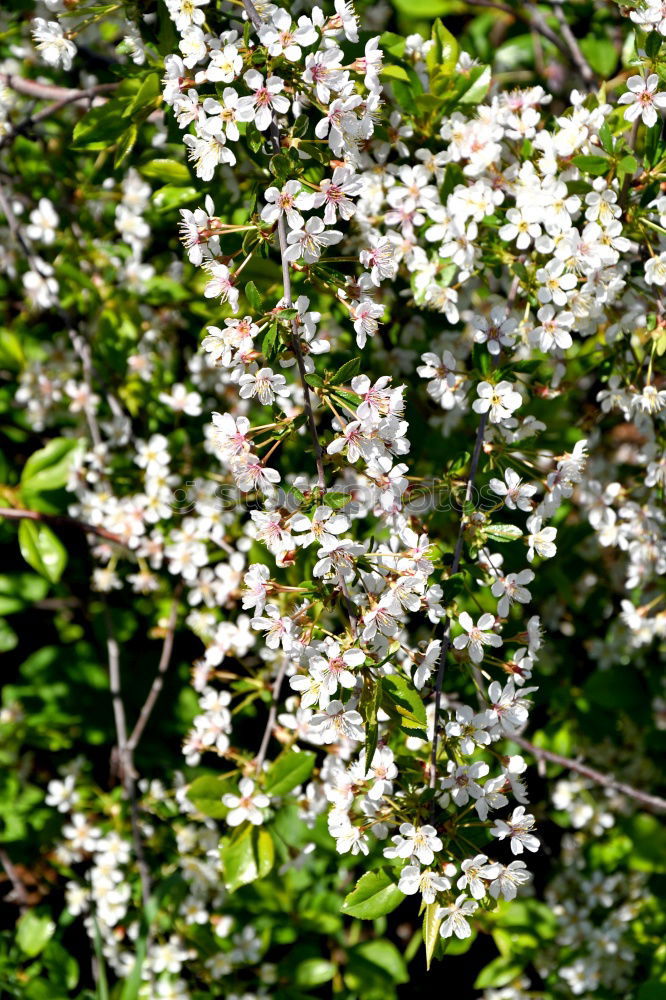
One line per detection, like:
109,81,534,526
453,612,502,663
437,895,478,939
473,380,522,423
618,73,666,127
222,778,270,826
236,70,290,131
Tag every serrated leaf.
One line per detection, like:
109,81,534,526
21,438,79,494
188,774,234,818
264,749,316,797
382,673,427,734
140,159,190,184
114,124,138,168
16,911,55,957
220,825,274,893
304,373,325,388
423,901,442,970
359,678,382,767
485,523,522,542
341,869,404,919
245,280,263,312
18,520,67,583
330,357,362,386
572,154,609,176
262,321,280,363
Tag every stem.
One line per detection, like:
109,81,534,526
126,587,182,755
254,658,288,774
0,507,124,545
429,410,489,794
512,735,666,813
241,0,325,490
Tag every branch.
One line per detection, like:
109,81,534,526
512,736,666,813
1,74,117,104
254,658,288,774
429,410,489,791
463,0,595,81
241,0,325,490
241,0,328,767
126,587,182,755
104,603,152,909
0,849,29,912
551,2,596,87
0,507,125,546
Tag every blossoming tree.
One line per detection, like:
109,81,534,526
0,0,665,998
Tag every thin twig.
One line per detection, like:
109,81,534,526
551,2,596,87
1,74,117,104
242,0,327,767
126,587,182,754
512,736,666,813
463,0,589,72
241,0,325,490
0,507,124,545
429,410,489,792
254,658,288,774
103,603,153,909
0,849,29,912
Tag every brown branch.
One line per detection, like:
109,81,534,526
1,74,117,104
254,658,288,774
126,587,182,755
0,507,124,546
551,2,596,87
512,735,666,813
241,0,326,490
430,409,489,793
463,0,594,78
0,849,29,912
241,0,328,770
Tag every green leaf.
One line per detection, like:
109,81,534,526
264,749,316,797
245,280,264,312
426,19,459,84
188,775,234,818
571,154,609,176
262,321,281,363
579,34,617,76
646,31,663,59
18,520,67,583
423,901,442,971
152,185,199,212
118,938,146,1000
304,373,325,388
0,618,18,652
638,983,666,1000
140,158,190,184
16,911,56,958
294,958,336,987
382,673,427,734
21,438,79,494
474,954,526,989
220,825,274,893
359,678,382,767
114,124,139,168
323,491,351,509
617,154,638,180
71,101,127,150
380,64,412,82
341,869,404,919
330,357,362,385
485,523,522,542
352,940,408,984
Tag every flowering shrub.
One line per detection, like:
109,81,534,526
0,0,665,997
